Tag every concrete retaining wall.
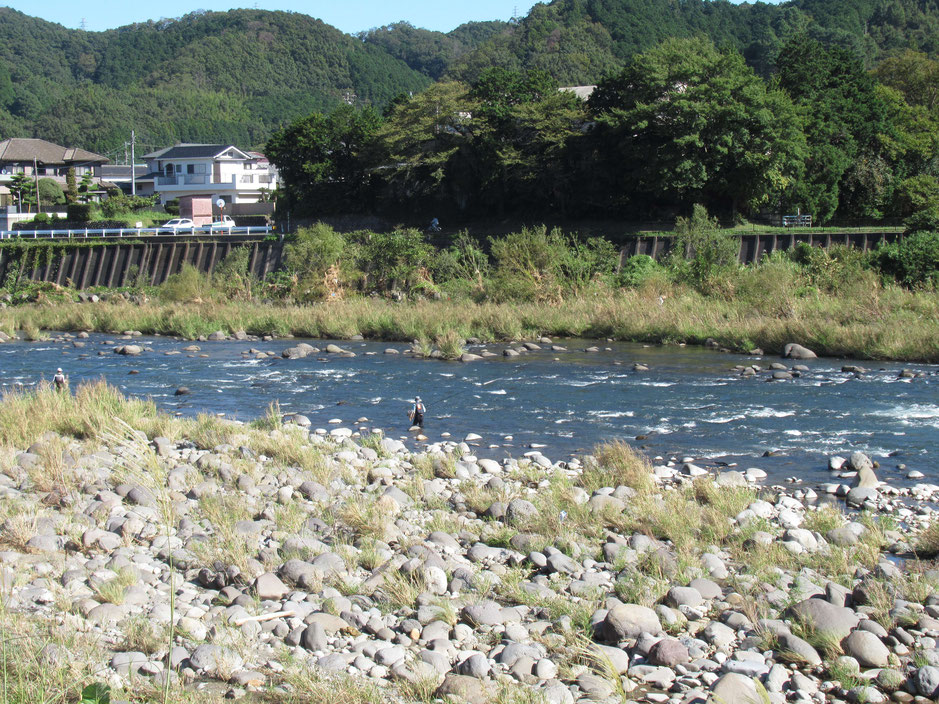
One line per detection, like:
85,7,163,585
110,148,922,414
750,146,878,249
0,237,285,289
0,230,903,290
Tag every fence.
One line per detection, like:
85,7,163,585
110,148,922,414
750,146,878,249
0,226,272,240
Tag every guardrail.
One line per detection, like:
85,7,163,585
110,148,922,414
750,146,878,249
0,226,272,240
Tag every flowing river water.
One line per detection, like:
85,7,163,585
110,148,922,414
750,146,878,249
1,333,936,487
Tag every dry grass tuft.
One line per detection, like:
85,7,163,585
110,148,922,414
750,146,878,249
580,441,654,494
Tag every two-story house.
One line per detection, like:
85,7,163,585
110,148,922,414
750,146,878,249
0,138,109,207
143,144,278,209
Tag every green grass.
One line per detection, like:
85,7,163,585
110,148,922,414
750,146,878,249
1,275,938,360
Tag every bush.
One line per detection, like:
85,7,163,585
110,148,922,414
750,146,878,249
795,243,876,295
615,254,661,288
159,263,215,302
38,178,65,207
99,194,157,217
668,204,739,290
284,223,358,300
875,231,939,289
213,247,255,299
67,203,93,222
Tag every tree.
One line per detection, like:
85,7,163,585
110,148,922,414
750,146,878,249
372,81,478,212
266,105,383,215
77,172,94,203
589,37,806,216
8,173,36,211
776,34,889,221
65,167,78,204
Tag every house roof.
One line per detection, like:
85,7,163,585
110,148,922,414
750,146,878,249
142,143,252,160
99,165,150,180
0,138,108,165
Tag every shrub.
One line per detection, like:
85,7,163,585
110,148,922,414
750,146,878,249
668,204,739,290
159,263,214,302
37,178,65,207
99,193,157,217
615,254,661,288
66,203,93,222
213,247,254,299
284,223,358,300
875,231,939,289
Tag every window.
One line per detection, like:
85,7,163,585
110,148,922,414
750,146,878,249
187,164,195,174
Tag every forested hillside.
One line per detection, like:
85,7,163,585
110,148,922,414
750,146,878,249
448,0,939,83
0,9,437,155
3,1,939,159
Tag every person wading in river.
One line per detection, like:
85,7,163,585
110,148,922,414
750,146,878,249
409,397,426,429
52,368,67,392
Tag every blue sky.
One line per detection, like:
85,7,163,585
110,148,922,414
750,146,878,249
1,1,543,34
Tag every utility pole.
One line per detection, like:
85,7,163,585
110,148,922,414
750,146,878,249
33,157,39,214
131,130,136,196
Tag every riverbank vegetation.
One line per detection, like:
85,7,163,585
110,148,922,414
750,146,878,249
270,34,939,228
1,214,938,361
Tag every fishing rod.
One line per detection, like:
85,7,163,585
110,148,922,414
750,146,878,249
420,376,508,408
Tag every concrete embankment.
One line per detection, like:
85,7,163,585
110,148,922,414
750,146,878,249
0,230,901,290
0,235,285,288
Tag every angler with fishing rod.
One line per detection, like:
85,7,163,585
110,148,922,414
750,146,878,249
406,376,506,429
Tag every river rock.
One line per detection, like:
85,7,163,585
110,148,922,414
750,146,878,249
787,598,858,639
282,343,317,359
436,673,493,704
649,638,689,666
784,343,817,360
505,498,538,526
115,344,142,356
916,666,939,697
253,572,288,600
207,331,227,341
843,629,890,668
711,672,759,703
603,603,662,640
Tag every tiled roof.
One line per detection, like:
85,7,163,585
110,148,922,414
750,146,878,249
0,138,107,164
142,143,251,160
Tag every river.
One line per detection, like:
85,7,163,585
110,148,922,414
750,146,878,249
1,333,936,487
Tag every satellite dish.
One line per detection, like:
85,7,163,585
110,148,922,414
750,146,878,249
215,198,225,209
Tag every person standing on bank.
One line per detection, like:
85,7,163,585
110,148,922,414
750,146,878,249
410,396,426,428
53,367,67,392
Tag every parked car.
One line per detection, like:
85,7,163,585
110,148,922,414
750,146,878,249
205,215,236,232
158,218,196,234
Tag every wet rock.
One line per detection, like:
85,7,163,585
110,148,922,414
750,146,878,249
784,343,817,360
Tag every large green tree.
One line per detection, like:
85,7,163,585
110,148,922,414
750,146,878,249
589,37,806,216
776,34,888,221
265,105,383,214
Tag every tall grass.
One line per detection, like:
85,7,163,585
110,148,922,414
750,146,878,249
2,282,938,360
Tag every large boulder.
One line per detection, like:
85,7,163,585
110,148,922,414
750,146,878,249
783,343,817,360
603,603,662,641
787,598,858,640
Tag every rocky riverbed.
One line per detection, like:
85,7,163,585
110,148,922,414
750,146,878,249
2,395,939,704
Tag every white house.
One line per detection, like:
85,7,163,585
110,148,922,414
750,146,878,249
143,144,278,207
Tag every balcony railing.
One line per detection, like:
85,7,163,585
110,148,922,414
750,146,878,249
154,174,275,188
